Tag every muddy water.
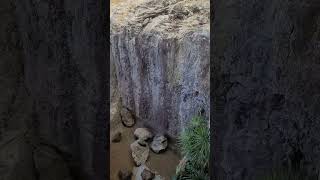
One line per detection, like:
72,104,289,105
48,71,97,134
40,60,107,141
110,125,181,180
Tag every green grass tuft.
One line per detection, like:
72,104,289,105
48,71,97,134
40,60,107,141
176,115,210,180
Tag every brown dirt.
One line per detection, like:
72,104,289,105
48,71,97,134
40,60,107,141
111,0,123,5
110,125,181,180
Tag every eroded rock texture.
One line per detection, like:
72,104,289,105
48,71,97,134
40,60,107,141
111,0,210,137
0,0,108,180
212,0,320,179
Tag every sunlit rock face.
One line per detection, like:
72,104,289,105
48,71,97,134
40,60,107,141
110,0,210,137
212,0,320,179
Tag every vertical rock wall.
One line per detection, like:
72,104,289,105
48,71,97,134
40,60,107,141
111,0,210,137
111,31,210,137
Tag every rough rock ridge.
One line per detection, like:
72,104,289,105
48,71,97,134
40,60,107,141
111,0,210,137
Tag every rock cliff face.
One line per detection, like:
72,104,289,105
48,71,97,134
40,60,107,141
111,0,210,137
0,0,108,180
212,0,320,179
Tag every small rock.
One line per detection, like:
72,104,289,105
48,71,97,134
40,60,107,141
142,18,150,26
191,6,201,13
141,169,155,180
118,168,132,180
121,107,135,127
133,165,164,180
150,135,168,153
130,140,149,166
134,128,153,141
111,132,122,143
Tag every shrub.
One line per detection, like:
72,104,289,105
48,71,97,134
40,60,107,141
175,116,210,180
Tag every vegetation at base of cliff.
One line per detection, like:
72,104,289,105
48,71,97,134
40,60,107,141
175,115,210,180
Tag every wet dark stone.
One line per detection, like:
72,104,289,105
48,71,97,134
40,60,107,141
111,132,122,143
118,168,132,180
141,169,155,180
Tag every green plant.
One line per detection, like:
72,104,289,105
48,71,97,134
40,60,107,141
176,116,210,180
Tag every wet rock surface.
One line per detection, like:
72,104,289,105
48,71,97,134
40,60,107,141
151,135,168,153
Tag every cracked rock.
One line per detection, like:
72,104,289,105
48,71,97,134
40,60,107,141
130,140,149,166
120,107,135,127
150,135,168,153
134,128,153,141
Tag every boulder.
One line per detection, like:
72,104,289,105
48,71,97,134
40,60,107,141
111,131,122,143
118,168,132,180
130,140,149,166
133,165,164,180
134,128,153,141
141,169,155,180
121,107,135,127
150,135,168,153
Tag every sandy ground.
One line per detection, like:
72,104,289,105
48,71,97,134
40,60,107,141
110,100,181,180
111,0,124,5
110,123,181,180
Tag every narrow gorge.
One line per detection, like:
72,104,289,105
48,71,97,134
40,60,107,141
110,0,210,179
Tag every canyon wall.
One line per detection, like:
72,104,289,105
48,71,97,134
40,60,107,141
111,0,210,137
212,0,320,179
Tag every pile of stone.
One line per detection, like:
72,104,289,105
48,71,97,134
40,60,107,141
115,107,168,180
131,128,168,166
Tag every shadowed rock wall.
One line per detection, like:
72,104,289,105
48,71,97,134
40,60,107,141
212,0,320,179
